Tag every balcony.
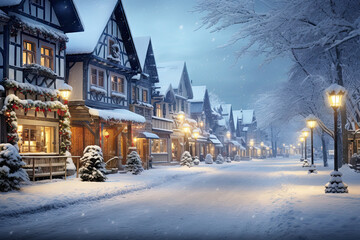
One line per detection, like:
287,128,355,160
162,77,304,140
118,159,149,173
152,116,173,133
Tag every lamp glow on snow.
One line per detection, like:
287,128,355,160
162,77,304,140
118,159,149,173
324,84,348,193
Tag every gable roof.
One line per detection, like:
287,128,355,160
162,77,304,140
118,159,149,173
156,61,185,96
134,36,150,68
221,104,232,116
233,110,242,122
242,109,254,124
190,85,206,103
0,0,83,33
67,0,118,54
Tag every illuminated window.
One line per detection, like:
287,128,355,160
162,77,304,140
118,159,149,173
19,125,57,153
23,41,36,65
111,76,118,92
156,104,161,117
118,76,125,93
41,46,53,69
151,139,167,153
142,89,148,102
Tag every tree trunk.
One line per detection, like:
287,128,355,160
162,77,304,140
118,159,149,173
321,130,328,167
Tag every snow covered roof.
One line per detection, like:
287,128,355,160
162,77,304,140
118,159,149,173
221,104,232,116
156,61,185,95
0,0,22,7
67,0,118,54
242,110,254,125
242,127,248,132
134,36,150,68
88,107,145,124
189,86,206,103
218,118,226,127
233,110,242,121
137,132,159,139
190,102,203,114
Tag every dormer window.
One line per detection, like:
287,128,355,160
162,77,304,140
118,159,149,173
23,41,36,65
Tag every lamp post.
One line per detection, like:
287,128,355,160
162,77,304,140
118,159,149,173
193,128,200,157
299,137,305,161
306,115,317,173
226,131,231,158
325,84,348,193
182,123,191,152
301,128,310,167
261,142,264,158
59,83,72,104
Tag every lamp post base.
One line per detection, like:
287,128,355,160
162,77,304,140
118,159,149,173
308,164,317,174
325,171,349,193
300,157,304,162
302,159,310,167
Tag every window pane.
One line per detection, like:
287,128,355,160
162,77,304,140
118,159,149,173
98,71,104,87
19,125,57,153
91,69,97,85
111,76,117,91
41,48,44,54
22,52,27,65
41,56,45,66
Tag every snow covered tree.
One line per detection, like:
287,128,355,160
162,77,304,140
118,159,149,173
180,151,193,168
125,151,144,175
226,157,232,163
79,145,107,182
234,155,241,162
0,143,29,192
196,0,360,164
205,154,213,164
215,154,224,164
65,151,76,176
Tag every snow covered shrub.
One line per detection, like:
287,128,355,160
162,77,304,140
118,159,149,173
234,155,241,162
302,159,310,167
65,151,76,176
180,151,193,168
215,154,224,164
226,157,232,163
79,145,107,182
205,154,213,164
325,171,348,193
0,143,29,192
125,151,144,175
193,157,200,165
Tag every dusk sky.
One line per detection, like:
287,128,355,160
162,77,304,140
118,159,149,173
123,0,291,109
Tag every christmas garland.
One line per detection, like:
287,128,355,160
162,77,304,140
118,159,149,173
3,78,60,99
1,94,71,154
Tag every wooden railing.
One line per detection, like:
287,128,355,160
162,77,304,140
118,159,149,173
152,116,173,132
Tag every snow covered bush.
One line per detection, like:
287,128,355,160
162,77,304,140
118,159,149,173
65,151,76,176
325,171,348,193
302,159,310,167
79,145,107,182
234,155,241,162
205,154,213,164
180,151,193,168
226,157,232,163
215,154,224,164
193,157,200,166
125,151,144,175
0,143,29,192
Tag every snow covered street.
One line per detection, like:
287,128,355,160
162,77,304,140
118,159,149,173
1,157,360,240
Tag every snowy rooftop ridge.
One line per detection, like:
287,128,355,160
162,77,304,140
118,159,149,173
242,109,254,125
0,0,22,7
156,61,185,96
189,85,207,103
220,104,232,115
134,36,150,68
67,0,118,54
232,110,243,122
325,83,347,95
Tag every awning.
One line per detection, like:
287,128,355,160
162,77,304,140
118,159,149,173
88,107,146,124
209,135,223,147
230,140,241,147
240,145,246,150
137,132,159,139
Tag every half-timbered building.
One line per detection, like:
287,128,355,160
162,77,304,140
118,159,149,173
66,0,145,168
156,61,194,161
0,0,83,179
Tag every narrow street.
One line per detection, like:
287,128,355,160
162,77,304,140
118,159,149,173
1,158,360,240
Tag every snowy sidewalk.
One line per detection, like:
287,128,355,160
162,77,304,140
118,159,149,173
0,163,233,217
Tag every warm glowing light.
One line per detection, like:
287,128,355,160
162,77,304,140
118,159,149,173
199,121,204,127
133,137,137,143
326,84,346,108
193,128,200,139
299,137,305,142
261,142,264,147
182,123,190,133
301,128,310,137
283,143,285,147
250,139,254,146
59,89,71,101
177,111,185,121
17,125,23,133
226,131,231,139
103,129,110,139
307,119,317,129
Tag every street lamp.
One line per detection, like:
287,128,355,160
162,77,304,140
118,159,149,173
299,137,305,161
226,131,231,158
325,84,348,193
306,115,317,173
177,111,185,122
182,123,191,152
193,128,200,157
59,83,72,104
301,128,310,167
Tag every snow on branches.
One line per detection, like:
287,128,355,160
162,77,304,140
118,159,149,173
125,151,144,175
205,153,213,164
0,143,29,192
180,151,193,168
215,154,224,164
79,145,107,182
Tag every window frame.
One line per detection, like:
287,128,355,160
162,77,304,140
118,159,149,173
142,89,148,102
90,67,105,88
23,40,36,66
40,46,54,70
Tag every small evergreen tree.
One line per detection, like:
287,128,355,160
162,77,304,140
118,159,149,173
234,155,241,162
226,157,232,163
0,143,29,192
193,157,200,165
125,151,144,175
79,145,107,182
205,154,213,164
180,151,193,168
215,154,224,164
